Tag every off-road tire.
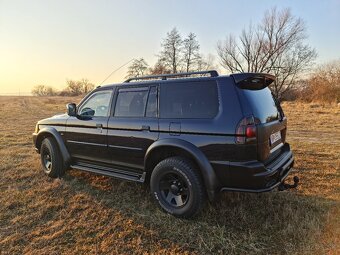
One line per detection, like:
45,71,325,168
150,156,206,218
40,137,65,178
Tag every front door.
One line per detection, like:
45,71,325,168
107,85,159,170
65,89,113,163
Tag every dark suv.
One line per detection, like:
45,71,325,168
33,70,298,218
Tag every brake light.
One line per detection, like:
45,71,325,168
235,116,257,144
246,126,256,138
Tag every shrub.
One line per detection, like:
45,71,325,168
297,60,340,103
31,85,57,96
64,79,95,96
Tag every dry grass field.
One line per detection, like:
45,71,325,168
0,96,339,254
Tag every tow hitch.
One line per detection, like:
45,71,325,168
278,176,299,191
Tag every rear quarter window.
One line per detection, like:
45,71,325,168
160,81,218,119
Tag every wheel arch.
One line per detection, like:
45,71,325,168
145,138,219,201
35,127,71,167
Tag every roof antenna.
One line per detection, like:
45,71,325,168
98,58,134,86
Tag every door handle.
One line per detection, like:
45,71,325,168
142,125,150,131
96,123,103,129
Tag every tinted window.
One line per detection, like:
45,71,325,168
78,90,112,117
242,87,279,123
160,81,218,118
146,86,158,117
114,88,148,117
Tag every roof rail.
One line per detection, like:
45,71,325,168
124,70,219,83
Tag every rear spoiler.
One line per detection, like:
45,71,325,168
231,73,275,90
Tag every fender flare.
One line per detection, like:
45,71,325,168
145,138,219,201
35,127,71,166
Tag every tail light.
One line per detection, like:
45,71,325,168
235,116,257,144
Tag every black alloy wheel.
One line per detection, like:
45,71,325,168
150,156,206,218
159,172,190,208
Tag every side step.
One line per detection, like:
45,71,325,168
70,162,146,183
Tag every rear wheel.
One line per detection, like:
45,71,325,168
40,137,65,178
150,157,206,218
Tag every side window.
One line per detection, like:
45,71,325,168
114,88,148,117
160,81,218,118
146,86,158,117
78,90,112,117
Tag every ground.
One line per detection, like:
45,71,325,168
0,96,339,255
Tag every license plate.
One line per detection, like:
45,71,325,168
270,131,281,145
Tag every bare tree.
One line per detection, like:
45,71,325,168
197,54,217,71
125,58,149,79
80,78,95,94
183,33,201,72
217,8,317,99
65,80,82,96
65,79,94,96
159,28,183,73
31,85,56,96
149,60,171,75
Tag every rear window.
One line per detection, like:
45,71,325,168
114,88,148,117
160,81,218,118
242,87,279,123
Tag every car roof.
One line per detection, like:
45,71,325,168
98,75,230,90
96,72,274,90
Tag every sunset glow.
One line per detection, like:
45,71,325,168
1,0,339,94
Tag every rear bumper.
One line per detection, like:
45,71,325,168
218,143,294,193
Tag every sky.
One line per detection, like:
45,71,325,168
0,0,339,94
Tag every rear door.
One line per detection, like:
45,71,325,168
107,85,159,170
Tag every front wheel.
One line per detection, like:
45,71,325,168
150,157,206,218
40,137,65,178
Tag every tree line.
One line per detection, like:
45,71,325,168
127,8,318,100
290,60,340,103
125,29,216,79
33,7,339,102
32,79,94,97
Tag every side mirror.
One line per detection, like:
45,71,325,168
66,103,77,116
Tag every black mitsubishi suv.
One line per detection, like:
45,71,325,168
33,70,298,218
